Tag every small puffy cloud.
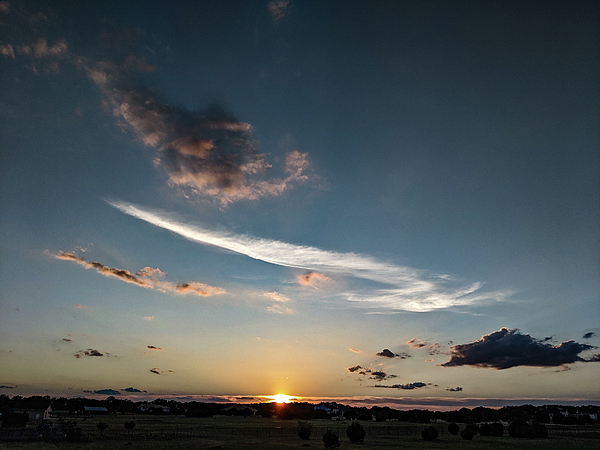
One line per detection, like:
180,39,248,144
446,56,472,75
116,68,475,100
122,387,146,393
376,349,410,359
447,387,463,392
407,337,428,348
94,389,121,396
147,345,163,351
264,291,290,303
267,1,289,21
583,332,596,339
347,365,364,373
266,303,296,314
297,272,332,289
349,348,361,353
74,304,87,308
373,382,433,390
150,368,161,375
17,38,68,58
143,316,154,320
442,328,599,370
346,365,396,381
264,291,295,314
51,251,225,297
62,338,73,343
0,44,15,58
74,348,104,358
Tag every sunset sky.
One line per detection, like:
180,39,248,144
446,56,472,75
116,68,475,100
1,0,599,409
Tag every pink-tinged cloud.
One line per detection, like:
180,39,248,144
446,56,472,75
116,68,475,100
297,271,332,289
143,316,155,321
407,337,428,348
74,304,87,308
267,1,289,21
83,56,312,205
50,251,225,297
18,38,68,58
0,44,15,58
349,348,361,353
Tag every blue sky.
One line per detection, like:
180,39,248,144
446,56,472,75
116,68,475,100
0,0,599,407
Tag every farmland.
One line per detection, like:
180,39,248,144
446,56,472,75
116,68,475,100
1,414,599,450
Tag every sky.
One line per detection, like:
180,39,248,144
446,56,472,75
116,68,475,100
0,0,599,409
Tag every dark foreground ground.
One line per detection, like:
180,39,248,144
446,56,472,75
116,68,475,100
1,415,599,449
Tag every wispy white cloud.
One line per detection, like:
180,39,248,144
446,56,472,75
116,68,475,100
108,200,511,312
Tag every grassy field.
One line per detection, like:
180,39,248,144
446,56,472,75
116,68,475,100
1,415,599,449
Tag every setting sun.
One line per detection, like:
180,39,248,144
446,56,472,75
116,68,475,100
270,394,294,404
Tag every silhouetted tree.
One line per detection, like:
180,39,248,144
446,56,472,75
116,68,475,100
346,421,366,443
322,429,340,448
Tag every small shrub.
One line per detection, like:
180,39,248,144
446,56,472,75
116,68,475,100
322,429,340,448
97,421,108,434
508,420,548,438
421,426,438,441
448,422,460,435
466,423,479,435
479,422,503,437
460,428,476,440
346,421,366,443
123,420,136,430
297,420,314,440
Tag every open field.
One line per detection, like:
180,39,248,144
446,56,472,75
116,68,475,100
1,415,599,449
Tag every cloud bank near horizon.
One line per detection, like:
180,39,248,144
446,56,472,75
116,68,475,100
107,200,510,312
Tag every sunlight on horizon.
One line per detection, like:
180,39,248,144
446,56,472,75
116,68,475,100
266,394,296,403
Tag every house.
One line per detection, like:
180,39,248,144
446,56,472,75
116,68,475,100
83,406,109,415
11,400,53,421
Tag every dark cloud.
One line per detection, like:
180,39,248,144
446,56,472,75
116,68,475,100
83,54,312,205
583,332,596,339
84,389,121,396
376,349,410,359
447,387,463,392
407,338,427,348
122,387,146,393
373,382,433,390
147,345,163,351
62,338,73,342
150,367,165,375
347,365,364,373
346,365,396,381
442,328,599,370
74,348,104,358
0,385,15,389
51,251,225,296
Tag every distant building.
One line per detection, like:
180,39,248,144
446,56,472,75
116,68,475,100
11,400,53,421
139,402,170,414
83,406,109,415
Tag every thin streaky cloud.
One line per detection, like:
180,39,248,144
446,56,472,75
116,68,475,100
50,250,225,297
108,200,512,312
